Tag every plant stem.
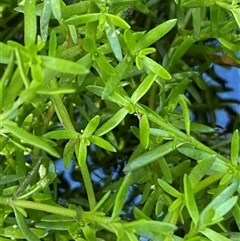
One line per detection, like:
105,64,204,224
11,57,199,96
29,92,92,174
49,78,96,210
48,78,75,131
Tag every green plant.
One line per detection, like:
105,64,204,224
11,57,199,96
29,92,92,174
0,0,240,240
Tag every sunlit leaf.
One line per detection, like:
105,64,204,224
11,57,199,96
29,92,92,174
124,141,174,172
2,120,60,158
231,130,239,165
63,138,77,168
50,0,61,20
105,20,122,61
184,174,199,226
82,115,100,138
158,179,180,198
112,172,132,219
41,56,89,75
95,107,128,136
158,157,173,183
44,130,78,139
88,135,116,152
40,0,51,41
136,19,177,52
131,73,157,104
189,155,215,189
178,94,190,135
143,56,171,79
200,227,231,241
139,113,150,149
24,0,36,45
65,13,99,25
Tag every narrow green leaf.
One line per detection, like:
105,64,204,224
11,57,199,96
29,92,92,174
2,120,60,158
37,87,76,95
102,56,132,98
178,94,190,135
192,8,201,38
184,174,199,226
200,227,231,241
158,157,173,183
124,220,177,236
65,13,99,25
40,0,51,41
106,13,130,29
112,172,132,219
167,78,189,112
218,37,240,52
82,115,100,138
124,29,136,54
0,174,24,185
158,179,180,198
99,13,106,32
231,130,239,165
0,43,14,64
182,0,215,8
88,135,116,152
24,0,36,45
177,145,228,173
63,138,77,168
136,19,177,52
50,0,61,20
68,25,78,44
131,72,157,104
139,113,150,149
44,130,78,139
15,48,30,88
14,207,40,241
49,30,57,57
78,140,87,167
169,36,195,66
95,53,116,75
124,141,174,172
143,56,171,80
0,226,47,239
92,191,111,212
41,56,89,75
95,108,128,136
200,182,238,224
212,196,238,222
230,8,240,27
189,155,215,189
35,221,74,230
105,20,122,61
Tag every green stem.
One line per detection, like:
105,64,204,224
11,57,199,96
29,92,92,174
1,197,76,218
49,78,96,210
147,110,230,163
48,79,75,131
81,163,96,210
0,197,111,225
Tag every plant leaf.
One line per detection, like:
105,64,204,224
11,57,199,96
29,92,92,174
2,120,60,158
184,174,199,226
41,56,89,75
136,19,177,51
95,107,128,136
88,135,116,152
124,141,174,172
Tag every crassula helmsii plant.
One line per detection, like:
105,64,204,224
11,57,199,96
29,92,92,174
0,0,240,240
